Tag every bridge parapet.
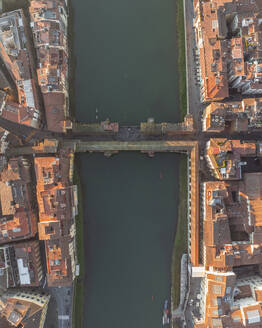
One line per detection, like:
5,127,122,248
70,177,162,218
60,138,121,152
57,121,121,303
72,119,119,135
140,115,194,136
7,139,198,155
69,140,197,153
70,117,195,139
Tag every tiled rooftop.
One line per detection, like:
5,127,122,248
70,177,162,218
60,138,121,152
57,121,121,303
202,98,262,132
196,171,262,327
45,236,76,286
196,271,262,327
29,0,70,132
34,155,77,286
205,138,256,180
0,157,37,244
0,290,50,328
0,10,41,128
194,0,262,102
202,176,262,269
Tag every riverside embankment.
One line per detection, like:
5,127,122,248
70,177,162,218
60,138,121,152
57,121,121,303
171,0,188,322
70,0,185,327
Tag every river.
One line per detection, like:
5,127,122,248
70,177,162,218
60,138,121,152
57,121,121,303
71,0,181,327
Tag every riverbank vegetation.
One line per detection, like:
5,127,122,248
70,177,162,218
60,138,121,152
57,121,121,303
177,0,187,119
171,156,188,308
72,160,85,328
171,0,188,315
69,1,84,326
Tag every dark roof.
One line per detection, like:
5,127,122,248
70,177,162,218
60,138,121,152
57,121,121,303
0,317,13,328
0,70,11,90
43,92,66,132
0,90,6,109
213,217,231,246
22,308,43,328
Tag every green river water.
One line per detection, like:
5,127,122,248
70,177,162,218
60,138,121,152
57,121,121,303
71,0,181,327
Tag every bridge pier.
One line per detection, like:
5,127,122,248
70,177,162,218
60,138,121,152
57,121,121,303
104,150,119,157
141,150,155,157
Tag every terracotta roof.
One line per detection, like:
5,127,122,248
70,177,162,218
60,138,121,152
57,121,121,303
45,236,75,287
197,270,262,327
203,174,262,271
43,92,67,132
0,157,37,244
203,98,262,132
194,0,262,101
29,0,69,132
0,10,41,128
195,1,229,101
0,290,50,328
34,155,77,286
206,139,256,180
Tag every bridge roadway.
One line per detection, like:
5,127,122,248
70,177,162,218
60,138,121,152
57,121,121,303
1,113,262,144
65,139,198,154
1,113,261,146
6,139,197,156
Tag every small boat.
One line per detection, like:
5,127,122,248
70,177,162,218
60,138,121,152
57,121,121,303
162,300,170,326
